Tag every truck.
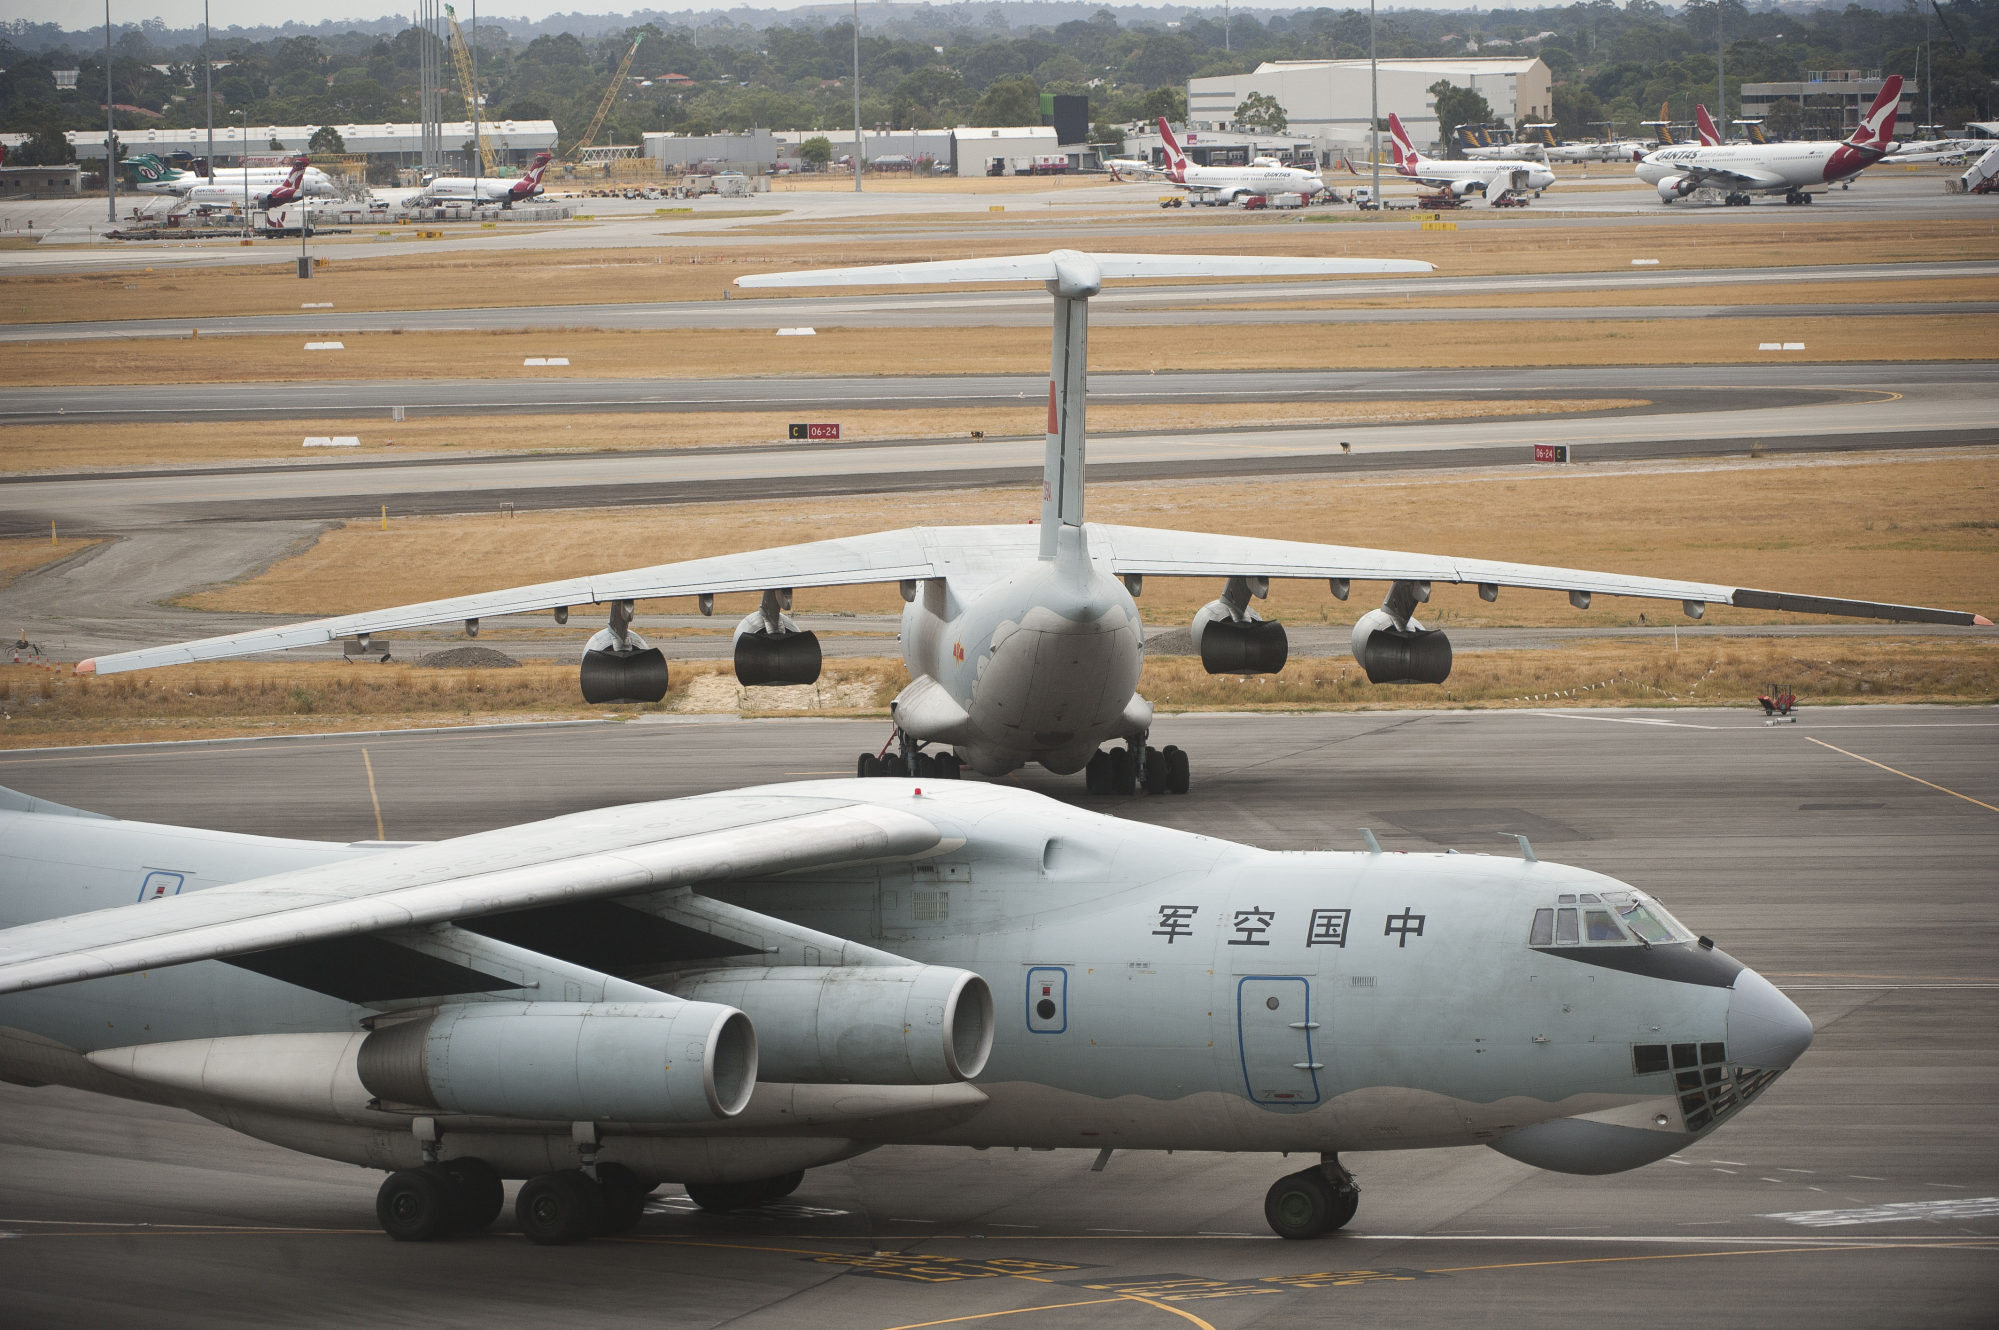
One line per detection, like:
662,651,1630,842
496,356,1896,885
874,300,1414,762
1270,192,1305,209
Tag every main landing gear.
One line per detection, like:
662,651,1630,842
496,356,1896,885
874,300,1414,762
683,1170,804,1213
1086,741,1190,796
1783,189,1814,205
1264,1153,1361,1240
857,728,963,779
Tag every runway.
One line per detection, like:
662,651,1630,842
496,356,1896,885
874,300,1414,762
1,706,1993,1329
5,366,1988,536
5,260,1992,342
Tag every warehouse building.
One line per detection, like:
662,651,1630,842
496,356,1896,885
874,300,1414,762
1188,58,1552,156
64,121,557,171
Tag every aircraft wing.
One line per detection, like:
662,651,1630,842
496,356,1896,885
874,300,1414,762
1675,162,1789,190
0,794,944,998
1093,525,1989,626
79,528,943,676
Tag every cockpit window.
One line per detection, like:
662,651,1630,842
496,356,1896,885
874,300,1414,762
1533,889,1696,948
1584,909,1626,943
1554,907,1578,944
1530,908,1554,945
1617,901,1675,945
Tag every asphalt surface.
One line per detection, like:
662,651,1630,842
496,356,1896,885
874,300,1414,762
6,260,1993,342
0,706,1993,1329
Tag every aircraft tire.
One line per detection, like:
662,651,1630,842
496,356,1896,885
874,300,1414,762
377,1166,459,1242
857,754,879,777
1086,750,1109,794
594,1163,650,1235
684,1180,769,1213
936,753,963,780
438,1157,505,1233
1263,1168,1337,1239
516,1170,603,1246
1166,747,1191,795
881,754,909,778
1326,1186,1360,1231
1142,746,1168,795
912,752,935,778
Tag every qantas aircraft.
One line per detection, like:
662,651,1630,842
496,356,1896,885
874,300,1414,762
183,156,315,221
79,249,1988,796
0,772,1818,1243
1154,119,1325,204
418,151,554,208
1639,75,1903,205
142,155,338,201
1695,105,1725,147
1386,113,1555,201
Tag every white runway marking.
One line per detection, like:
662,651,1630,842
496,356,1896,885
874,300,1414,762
1761,1198,1999,1227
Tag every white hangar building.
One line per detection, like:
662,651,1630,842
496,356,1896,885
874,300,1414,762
1188,58,1553,155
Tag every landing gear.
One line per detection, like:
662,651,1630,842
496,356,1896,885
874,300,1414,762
859,730,962,779
516,1169,605,1246
1784,189,1814,206
594,1162,650,1235
1725,192,1752,206
438,1157,505,1233
1263,1154,1360,1240
375,1157,507,1241
683,1170,806,1213
1087,741,1190,795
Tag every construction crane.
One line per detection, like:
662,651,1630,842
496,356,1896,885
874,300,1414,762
442,3,496,176
567,33,643,162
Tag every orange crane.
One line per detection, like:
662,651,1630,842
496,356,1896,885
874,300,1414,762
567,34,644,162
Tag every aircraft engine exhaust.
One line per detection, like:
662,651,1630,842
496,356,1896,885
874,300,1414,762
1657,174,1698,201
1191,600,1288,675
580,626,671,704
1351,608,1453,685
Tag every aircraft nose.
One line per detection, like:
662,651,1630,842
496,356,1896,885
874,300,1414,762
1728,968,1813,1070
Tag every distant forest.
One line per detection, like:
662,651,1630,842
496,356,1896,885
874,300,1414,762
3,0,1994,166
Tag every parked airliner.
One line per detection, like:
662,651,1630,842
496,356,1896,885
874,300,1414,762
1639,76,1903,205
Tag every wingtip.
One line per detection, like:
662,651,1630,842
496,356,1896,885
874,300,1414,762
1976,615,1994,627
74,658,95,675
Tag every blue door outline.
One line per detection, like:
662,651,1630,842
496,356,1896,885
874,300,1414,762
1026,966,1068,1034
1237,975,1322,1105
137,870,186,903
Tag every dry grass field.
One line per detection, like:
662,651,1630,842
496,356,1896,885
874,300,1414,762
9,313,1992,387
180,449,1999,629
6,636,1992,749
6,219,1992,326
1212,275,1999,311
0,537,101,593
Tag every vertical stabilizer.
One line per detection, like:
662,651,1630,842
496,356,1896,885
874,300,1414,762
1040,251,1100,559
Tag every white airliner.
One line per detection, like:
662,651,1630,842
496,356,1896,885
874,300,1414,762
133,155,338,200
418,151,554,208
79,249,1989,796
1155,119,1325,203
184,156,315,220
1639,75,1903,205
1386,113,1556,201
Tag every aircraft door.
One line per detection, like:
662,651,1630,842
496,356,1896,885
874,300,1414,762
1026,966,1067,1034
1237,976,1321,1105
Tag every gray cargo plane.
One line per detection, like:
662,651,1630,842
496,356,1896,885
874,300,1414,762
0,776,1813,1242
76,250,1988,795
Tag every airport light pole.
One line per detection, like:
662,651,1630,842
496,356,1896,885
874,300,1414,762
471,0,481,204
238,109,250,237
104,0,116,224
203,0,213,186
1369,0,1380,205
851,0,863,192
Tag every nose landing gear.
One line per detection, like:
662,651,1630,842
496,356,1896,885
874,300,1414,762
1086,741,1190,795
857,728,963,779
1264,1153,1361,1240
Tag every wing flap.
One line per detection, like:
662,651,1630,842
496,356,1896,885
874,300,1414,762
0,795,944,998
1094,525,1985,625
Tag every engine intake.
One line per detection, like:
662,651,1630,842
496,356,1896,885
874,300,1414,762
1657,174,1697,201
1191,601,1288,676
1351,607,1453,685
357,1000,754,1123
669,966,993,1085
580,627,670,704
733,611,823,687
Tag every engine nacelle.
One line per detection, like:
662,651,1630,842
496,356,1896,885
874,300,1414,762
1351,607,1453,685
580,627,670,704
357,1000,754,1123
732,611,823,687
1190,601,1288,675
1657,174,1697,201
1455,179,1486,198
668,966,993,1085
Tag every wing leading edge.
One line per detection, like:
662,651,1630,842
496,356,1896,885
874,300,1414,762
1093,525,1989,627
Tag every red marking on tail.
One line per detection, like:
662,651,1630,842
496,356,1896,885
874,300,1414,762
1825,75,1903,181
1386,114,1419,177
1156,118,1189,183
1695,104,1721,147
509,150,553,199
1047,381,1058,433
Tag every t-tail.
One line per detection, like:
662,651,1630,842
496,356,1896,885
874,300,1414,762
510,151,553,200
1155,118,1189,182
1695,104,1721,147
1385,113,1420,176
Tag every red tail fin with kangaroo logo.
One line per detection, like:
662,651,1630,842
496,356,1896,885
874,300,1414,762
1695,104,1721,147
1156,118,1189,182
1824,75,1903,180
1385,113,1419,176
265,156,308,206
509,151,553,200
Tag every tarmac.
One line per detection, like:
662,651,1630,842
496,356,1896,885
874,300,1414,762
0,705,1994,1329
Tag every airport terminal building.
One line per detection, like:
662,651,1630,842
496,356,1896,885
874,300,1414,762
63,121,558,171
1188,57,1552,156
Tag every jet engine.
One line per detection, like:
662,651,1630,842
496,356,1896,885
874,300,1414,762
1454,179,1487,198
1351,607,1452,684
579,601,669,704
668,966,993,1086
732,589,822,687
357,1000,754,1123
1657,175,1698,202
1191,577,1288,675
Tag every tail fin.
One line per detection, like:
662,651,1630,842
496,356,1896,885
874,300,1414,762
1695,104,1721,146
1846,74,1903,149
1655,102,1676,145
517,151,552,191
1156,118,1188,180
1386,114,1418,175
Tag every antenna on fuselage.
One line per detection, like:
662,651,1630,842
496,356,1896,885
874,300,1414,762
1360,828,1383,854
1504,833,1538,863
735,250,1432,562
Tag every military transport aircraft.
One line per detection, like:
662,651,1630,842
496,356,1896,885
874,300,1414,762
77,249,1988,794
0,776,1816,1243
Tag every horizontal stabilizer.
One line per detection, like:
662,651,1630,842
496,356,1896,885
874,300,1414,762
738,249,1431,289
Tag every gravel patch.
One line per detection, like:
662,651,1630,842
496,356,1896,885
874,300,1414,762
414,646,523,669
